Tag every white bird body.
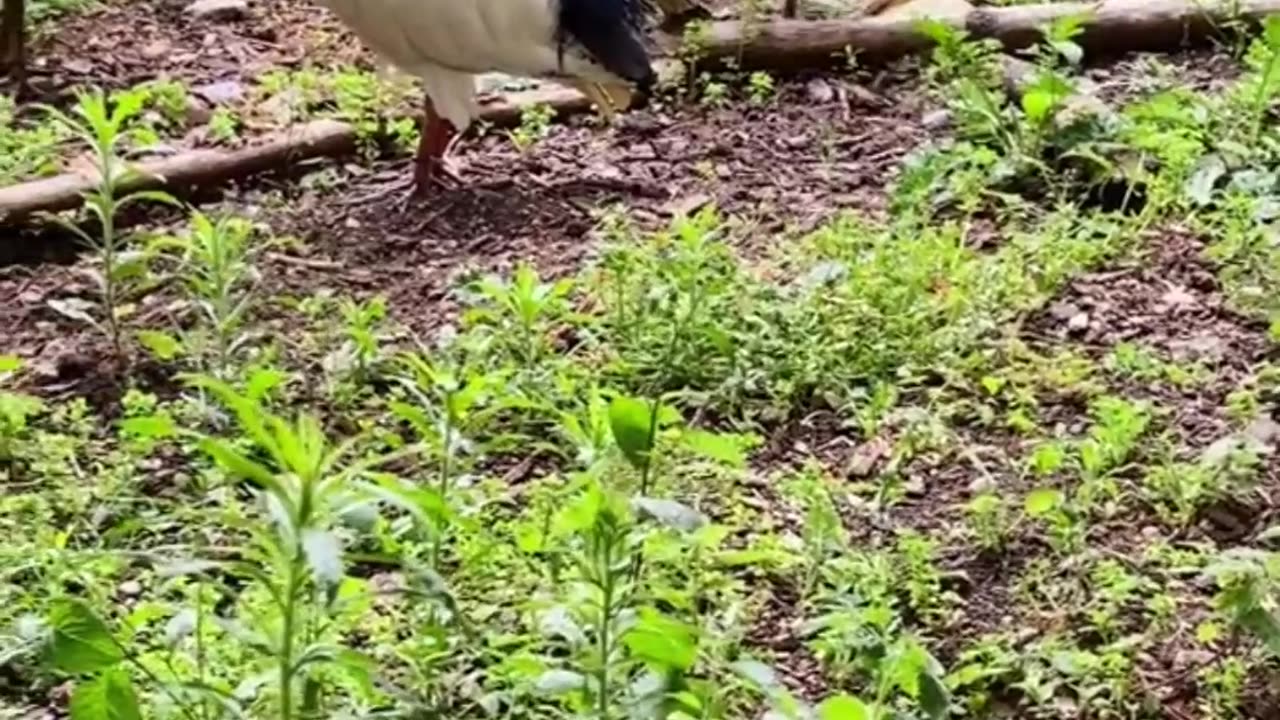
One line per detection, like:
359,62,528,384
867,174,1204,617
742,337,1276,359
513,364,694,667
317,0,647,131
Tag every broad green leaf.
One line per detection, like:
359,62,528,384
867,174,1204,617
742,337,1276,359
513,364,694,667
731,659,780,691
118,414,177,440
918,668,951,719
0,355,21,374
609,395,656,470
136,330,183,361
1185,153,1225,207
164,609,197,648
46,600,123,673
302,529,344,586
623,610,698,672
534,669,586,695
633,497,705,533
1021,90,1055,123
1024,488,1064,518
1265,14,1280,50
816,695,870,720
69,668,141,720
197,437,290,505
682,429,747,467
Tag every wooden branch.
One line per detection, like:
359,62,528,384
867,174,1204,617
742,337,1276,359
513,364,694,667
3,0,1279,227
685,0,1280,71
0,85,588,225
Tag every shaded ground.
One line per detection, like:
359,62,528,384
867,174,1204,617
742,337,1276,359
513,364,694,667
1,70,928,399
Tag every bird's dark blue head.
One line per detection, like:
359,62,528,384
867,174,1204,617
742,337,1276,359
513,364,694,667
557,0,657,92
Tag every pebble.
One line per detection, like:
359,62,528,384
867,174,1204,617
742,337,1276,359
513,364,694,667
194,81,246,106
185,0,248,22
805,78,834,104
118,580,143,599
921,109,951,130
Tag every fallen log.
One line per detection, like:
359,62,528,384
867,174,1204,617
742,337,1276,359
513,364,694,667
0,85,589,225
683,0,1280,70
3,0,1279,226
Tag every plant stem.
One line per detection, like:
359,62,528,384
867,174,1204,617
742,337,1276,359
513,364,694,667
596,537,616,720
278,557,303,720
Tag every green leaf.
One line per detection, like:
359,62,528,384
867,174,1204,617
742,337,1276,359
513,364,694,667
197,437,290,503
118,414,178,440
46,600,123,673
0,355,22,374
633,497,706,533
1024,488,1064,518
816,695,870,720
1265,14,1280,50
918,667,951,719
69,668,141,720
1185,153,1225,207
301,529,344,586
1021,90,1055,123
682,429,747,467
623,610,698,672
535,669,586,695
136,330,183,361
731,659,781,692
609,395,656,470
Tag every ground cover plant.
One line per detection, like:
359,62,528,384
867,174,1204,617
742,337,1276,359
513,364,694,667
5,0,1280,719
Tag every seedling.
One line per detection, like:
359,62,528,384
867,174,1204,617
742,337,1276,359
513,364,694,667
0,355,42,478
508,102,555,153
40,90,178,367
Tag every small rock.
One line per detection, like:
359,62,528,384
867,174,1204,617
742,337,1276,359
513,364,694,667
847,83,885,107
967,475,996,494
628,142,657,161
62,58,93,75
141,40,172,60
664,192,711,218
183,97,212,126
921,109,951,130
1047,300,1080,321
118,581,143,598
1159,284,1198,309
1067,312,1090,332
185,0,248,21
782,134,808,150
903,477,926,497
194,80,245,106
1244,414,1280,447
805,78,835,104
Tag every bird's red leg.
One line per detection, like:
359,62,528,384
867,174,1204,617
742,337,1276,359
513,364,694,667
413,99,460,193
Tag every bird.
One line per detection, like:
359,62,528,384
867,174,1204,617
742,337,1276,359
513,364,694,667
315,0,677,197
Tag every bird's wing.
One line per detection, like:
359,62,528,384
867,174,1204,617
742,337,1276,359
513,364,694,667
319,0,652,85
319,0,560,77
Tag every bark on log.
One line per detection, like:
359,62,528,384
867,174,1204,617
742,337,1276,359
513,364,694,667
3,0,1280,227
0,85,589,225
685,0,1280,71
1,0,25,88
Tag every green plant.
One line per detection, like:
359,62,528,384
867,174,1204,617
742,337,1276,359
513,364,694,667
508,102,556,152
155,212,268,379
40,90,178,367
699,74,730,108
207,107,241,144
745,71,775,105
964,490,1012,552
0,356,42,480
536,479,703,718
120,373,423,719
